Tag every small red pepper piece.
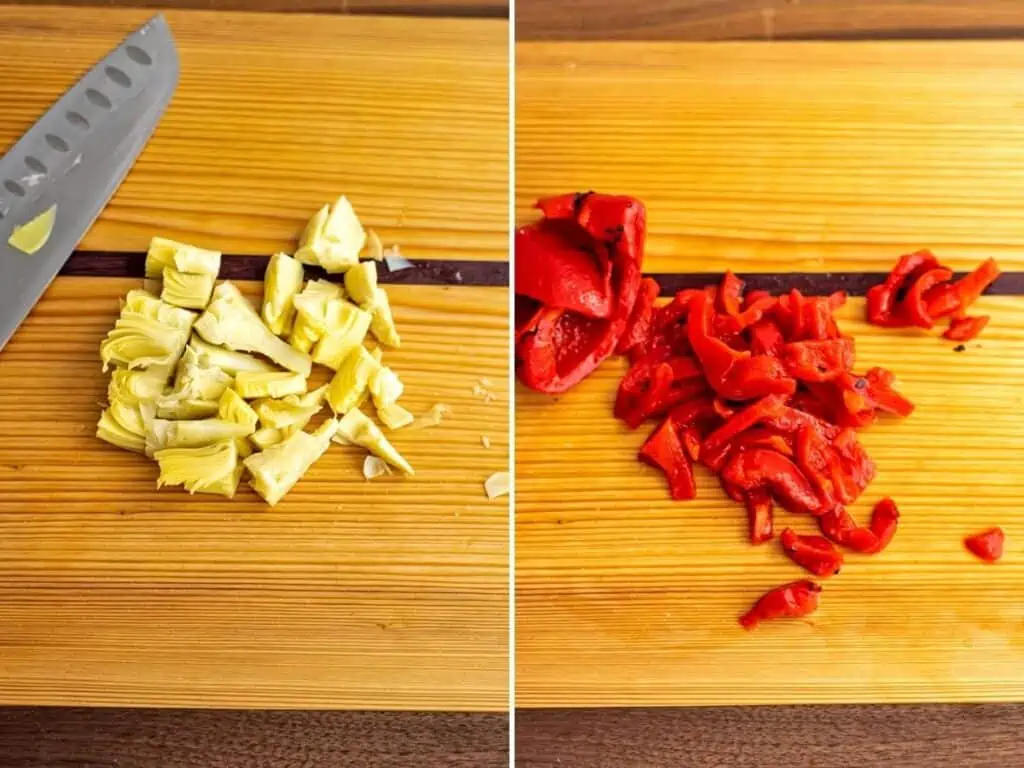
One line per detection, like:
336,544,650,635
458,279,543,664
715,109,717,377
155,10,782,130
901,267,953,329
944,315,989,342
780,528,844,578
964,527,1004,563
952,258,1001,313
739,579,822,630
818,507,880,553
721,448,824,516
866,249,940,327
701,394,788,466
639,418,697,501
780,338,855,383
617,277,661,356
869,497,900,553
718,270,744,317
746,489,774,544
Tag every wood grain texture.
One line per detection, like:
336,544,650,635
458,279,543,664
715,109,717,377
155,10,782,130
0,7,508,260
516,0,1024,41
0,278,509,709
517,297,1024,707
516,705,1024,767
517,41,1024,272
8,0,507,16
0,709,508,768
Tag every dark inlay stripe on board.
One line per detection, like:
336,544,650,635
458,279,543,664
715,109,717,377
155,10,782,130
650,271,1023,297
59,251,509,288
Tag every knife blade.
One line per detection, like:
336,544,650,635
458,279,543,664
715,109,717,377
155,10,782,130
0,14,179,353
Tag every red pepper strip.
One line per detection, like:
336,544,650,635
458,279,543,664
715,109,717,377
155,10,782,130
780,528,844,577
953,258,1001,312
617,277,660,355
780,338,855,383
829,291,848,309
818,507,880,552
688,291,796,401
720,476,746,503
517,193,646,393
901,267,953,329
721,448,824,516
870,497,900,553
680,425,702,462
739,579,822,630
718,270,744,316
749,320,784,357
514,219,613,319
964,527,1005,563
669,396,719,430
730,428,795,458
833,428,877,495
717,294,777,335
712,398,736,420
795,426,841,511
866,249,940,327
746,489,774,544
764,406,840,442
514,295,545,346
701,394,788,465
639,418,697,501
616,358,707,429
864,367,915,418
944,315,989,342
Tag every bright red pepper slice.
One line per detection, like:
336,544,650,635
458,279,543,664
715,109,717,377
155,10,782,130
517,193,646,393
639,417,697,501
617,277,661,356
866,250,940,327
739,579,822,630
870,497,900,553
901,267,953,329
817,507,880,552
515,219,613,319
746,489,775,544
781,338,855,383
964,527,1004,563
718,270,744,317
944,315,989,342
701,394,788,465
687,291,796,401
721,448,824,516
953,258,1001,313
780,528,844,577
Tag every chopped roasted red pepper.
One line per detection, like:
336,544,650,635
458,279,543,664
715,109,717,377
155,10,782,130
517,192,646,393
818,507,880,553
700,394,788,466
869,497,900,553
722,448,824,516
902,267,953,329
639,418,697,501
746,489,774,544
739,579,822,630
618,277,661,356
781,338,855,383
944,315,989,342
866,249,940,328
780,528,844,577
964,527,1004,563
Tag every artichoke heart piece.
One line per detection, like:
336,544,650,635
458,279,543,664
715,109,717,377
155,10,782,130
219,388,259,432
250,425,297,451
296,196,366,274
288,282,343,353
188,335,277,376
335,408,413,475
255,385,327,431
364,288,400,348
172,346,233,399
108,364,173,405
194,281,312,376
326,346,379,415
367,366,412,429
161,268,216,310
96,407,146,454
155,399,220,420
100,314,191,372
122,290,198,331
149,418,253,449
311,301,372,370
344,261,377,306
155,439,239,495
244,419,339,506
261,253,305,336
235,370,307,400
377,402,414,431
146,237,222,279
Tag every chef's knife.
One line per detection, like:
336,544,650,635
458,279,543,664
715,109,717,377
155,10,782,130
0,14,179,353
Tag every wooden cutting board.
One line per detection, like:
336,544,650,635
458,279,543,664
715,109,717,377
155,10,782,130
0,8,508,710
517,41,1024,707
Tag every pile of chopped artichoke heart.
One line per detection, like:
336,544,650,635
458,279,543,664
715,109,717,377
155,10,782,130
94,197,422,506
